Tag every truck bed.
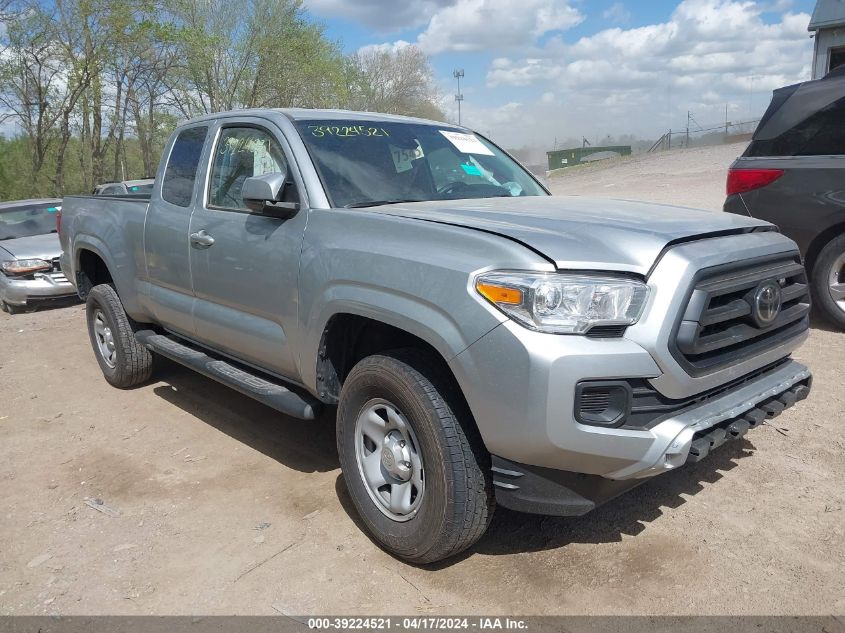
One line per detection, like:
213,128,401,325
58,194,151,315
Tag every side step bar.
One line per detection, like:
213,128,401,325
135,330,321,420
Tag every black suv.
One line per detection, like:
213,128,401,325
725,67,845,328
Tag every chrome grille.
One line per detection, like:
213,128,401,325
674,256,810,374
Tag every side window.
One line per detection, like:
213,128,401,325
208,127,289,211
830,47,845,75
162,126,208,207
748,96,845,157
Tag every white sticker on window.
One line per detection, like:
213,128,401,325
439,130,494,156
389,143,424,173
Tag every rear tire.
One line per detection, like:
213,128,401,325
337,349,494,564
811,233,845,330
85,284,153,388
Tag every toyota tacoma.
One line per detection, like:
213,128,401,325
59,109,812,563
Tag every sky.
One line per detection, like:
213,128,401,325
303,0,818,147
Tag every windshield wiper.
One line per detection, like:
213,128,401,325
344,199,426,208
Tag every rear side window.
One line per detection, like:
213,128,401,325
747,96,845,157
162,126,208,206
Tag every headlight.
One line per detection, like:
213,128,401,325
1,259,52,275
475,271,649,334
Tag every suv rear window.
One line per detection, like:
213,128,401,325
162,126,208,206
746,96,845,157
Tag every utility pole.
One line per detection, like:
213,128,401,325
725,103,729,138
686,110,691,148
453,69,464,126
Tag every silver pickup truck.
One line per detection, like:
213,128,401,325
59,109,812,563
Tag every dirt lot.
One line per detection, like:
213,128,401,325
2,143,843,616
547,141,749,212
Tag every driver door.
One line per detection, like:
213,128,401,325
188,120,307,380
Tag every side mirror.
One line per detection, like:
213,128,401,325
242,171,300,218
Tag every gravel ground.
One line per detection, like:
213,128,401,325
1,143,843,616
548,141,748,211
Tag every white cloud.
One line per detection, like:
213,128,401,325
357,40,413,56
488,57,561,86
443,99,529,137
490,1,811,84
347,0,815,146
416,0,583,54
303,0,453,31
603,3,631,25
482,0,812,140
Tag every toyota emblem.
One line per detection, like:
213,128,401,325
753,280,782,327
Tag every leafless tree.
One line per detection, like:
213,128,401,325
348,44,444,120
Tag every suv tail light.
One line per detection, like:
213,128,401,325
55,207,62,235
726,168,784,195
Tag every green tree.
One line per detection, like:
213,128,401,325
0,0,446,200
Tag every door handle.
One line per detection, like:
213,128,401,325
190,230,215,248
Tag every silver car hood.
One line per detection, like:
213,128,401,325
0,232,62,261
371,196,769,274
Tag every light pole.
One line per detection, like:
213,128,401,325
453,69,464,126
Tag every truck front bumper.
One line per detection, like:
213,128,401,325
488,365,810,516
0,270,76,307
451,317,810,515
450,318,810,482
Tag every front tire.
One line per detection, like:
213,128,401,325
337,349,494,564
85,284,153,388
812,233,845,329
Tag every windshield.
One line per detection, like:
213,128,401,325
294,120,547,208
0,203,60,241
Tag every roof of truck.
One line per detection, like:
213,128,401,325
180,108,457,128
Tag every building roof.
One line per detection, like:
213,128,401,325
808,0,845,31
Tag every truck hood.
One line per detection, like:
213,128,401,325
371,196,769,274
0,232,62,261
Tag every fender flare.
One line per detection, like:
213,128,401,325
299,282,498,392
72,234,144,315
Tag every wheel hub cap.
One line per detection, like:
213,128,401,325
93,309,117,368
354,400,424,522
381,431,412,481
829,253,845,311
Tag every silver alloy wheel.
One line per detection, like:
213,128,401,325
829,252,845,315
354,399,425,522
93,309,117,368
